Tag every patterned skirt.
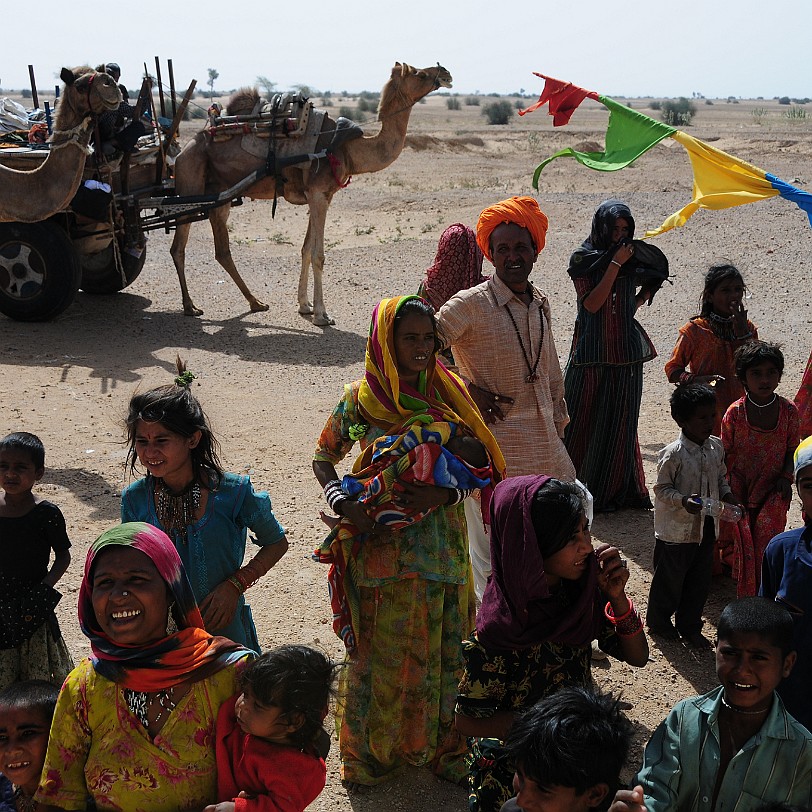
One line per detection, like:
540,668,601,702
335,576,476,785
0,615,74,691
564,361,650,512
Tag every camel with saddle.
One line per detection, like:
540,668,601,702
0,67,121,222
170,62,452,324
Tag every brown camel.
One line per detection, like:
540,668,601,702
170,62,452,324
0,67,121,222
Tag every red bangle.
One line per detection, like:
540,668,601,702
605,599,634,623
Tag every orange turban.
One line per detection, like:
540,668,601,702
476,196,549,262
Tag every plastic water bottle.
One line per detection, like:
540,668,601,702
700,497,743,523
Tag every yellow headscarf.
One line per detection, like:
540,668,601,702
355,296,506,478
476,196,549,261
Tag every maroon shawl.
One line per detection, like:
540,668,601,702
476,475,602,651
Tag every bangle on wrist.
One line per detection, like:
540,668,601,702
677,371,694,386
226,575,245,595
609,260,621,268
605,599,644,637
323,479,349,512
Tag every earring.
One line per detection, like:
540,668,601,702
166,605,179,635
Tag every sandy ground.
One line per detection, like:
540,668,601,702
2,89,812,809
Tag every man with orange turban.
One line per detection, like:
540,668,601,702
437,196,578,601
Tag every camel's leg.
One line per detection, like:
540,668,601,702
209,205,269,313
297,218,314,316
306,193,334,326
170,221,204,317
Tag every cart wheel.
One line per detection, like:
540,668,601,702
0,221,81,321
80,241,147,294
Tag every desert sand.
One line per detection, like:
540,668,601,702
2,90,811,810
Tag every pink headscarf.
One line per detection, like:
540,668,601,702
421,224,487,310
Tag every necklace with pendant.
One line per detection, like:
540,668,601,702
504,301,544,383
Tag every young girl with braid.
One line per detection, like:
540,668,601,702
121,358,288,651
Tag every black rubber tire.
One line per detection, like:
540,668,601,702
80,240,147,294
0,221,81,321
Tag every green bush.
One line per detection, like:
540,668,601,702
446,97,461,111
778,96,791,105
483,100,514,125
660,97,696,126
338,106,356,120
649,100,661,110
785,105,807,120
465,96,480,106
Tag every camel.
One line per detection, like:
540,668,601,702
170,62,452,324
0,67,122,222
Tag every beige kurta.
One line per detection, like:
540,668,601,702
438,274,576,481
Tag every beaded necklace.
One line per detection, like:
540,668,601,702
504,301,544,383
153,477,201,544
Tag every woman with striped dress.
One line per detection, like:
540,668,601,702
563,200,664,512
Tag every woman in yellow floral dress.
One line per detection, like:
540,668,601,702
36,523,251,812
313,296,504,787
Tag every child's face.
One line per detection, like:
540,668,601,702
512,768,606,812
543,513,593,589
0,449,43,498
234,685,303,745
796,467,812,516
678,402,717,445
0,707,51,795
133,419,200,485
742,361,781,403
715,631,796,714
707,276,744,317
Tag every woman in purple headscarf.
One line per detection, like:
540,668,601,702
454,476,649,812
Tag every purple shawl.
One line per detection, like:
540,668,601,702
476,475,602,651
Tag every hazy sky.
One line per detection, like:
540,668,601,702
2,0,809,99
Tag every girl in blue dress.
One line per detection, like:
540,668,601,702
121,359,288,651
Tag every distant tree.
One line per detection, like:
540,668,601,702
256,75,276,96
293,84,314,98
649,100,661,110
483,100,514,125
778,96,791,105
207,68,219,98
660,97,696,126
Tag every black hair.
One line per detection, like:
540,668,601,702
530,479,586,559
393,297,444,354
0,679,59,723
241,645,338,753
698,263,746,317
0,432,45,469
504,686,633,809
670,383,716,424
125,356,223,486
734,340,784,382
717,596,795,656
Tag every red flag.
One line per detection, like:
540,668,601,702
518,73,598,126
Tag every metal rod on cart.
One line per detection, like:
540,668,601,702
168,59,177,118
27,65,39,110
154,57,166,119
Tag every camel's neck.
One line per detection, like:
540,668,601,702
342,92,418,176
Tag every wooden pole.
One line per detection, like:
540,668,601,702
44,101,53,135
154,56,166,119
27,65,39,110
167,59,177,118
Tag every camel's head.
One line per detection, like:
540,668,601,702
60,66,122,116
392,62,453,94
